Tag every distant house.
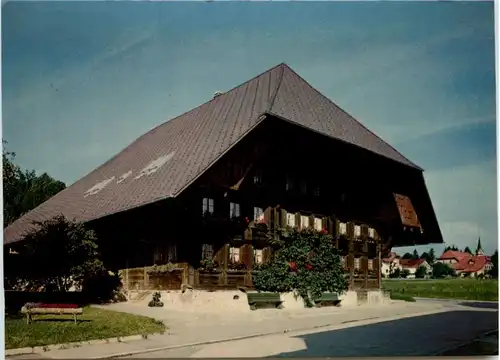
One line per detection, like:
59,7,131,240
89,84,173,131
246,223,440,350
381,252,401,277
453,255,492,277
437,238,492,277
399,258,432,278
437,250,470,267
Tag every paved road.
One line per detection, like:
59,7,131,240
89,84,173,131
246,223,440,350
119,307,498,358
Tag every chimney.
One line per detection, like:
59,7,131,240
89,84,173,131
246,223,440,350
213,91,223,99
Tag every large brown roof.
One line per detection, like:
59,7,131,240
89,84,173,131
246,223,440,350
4,63,421,244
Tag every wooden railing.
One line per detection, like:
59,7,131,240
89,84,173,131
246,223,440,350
119,263,189,291
194,269,254,290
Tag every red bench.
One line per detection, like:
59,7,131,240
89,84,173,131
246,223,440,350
21,303,83,324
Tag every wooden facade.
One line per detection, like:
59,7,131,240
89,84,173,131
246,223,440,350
94,116,432,292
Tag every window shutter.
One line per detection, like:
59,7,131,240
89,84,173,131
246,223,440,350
214,244,228,266
361,225,369,238
264,207,272,225
334,218,340,237
347,255,354,269
262,247,272,264
321,217,328,232
309,215,315,230
295,213,301,229
280,208,287,228
347,222,355,239
361,257,368,273
327,216,334,235
240,244,252,269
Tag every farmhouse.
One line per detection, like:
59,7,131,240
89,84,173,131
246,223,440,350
4,63,443,294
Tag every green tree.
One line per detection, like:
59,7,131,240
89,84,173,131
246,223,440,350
428,248,436,264
388,267,401,278
402,252,413,259
464,246,473,254
253,227,348,307
421,249,436,265
3,141,65,227
432,262,455,278
412,249,419,260
400,269,410,279
415,265,427,279
4,215,106,293
444,245,459,252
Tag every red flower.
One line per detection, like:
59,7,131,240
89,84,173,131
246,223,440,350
289,261,297,271
321,228,328,234
306,264,313,271
245,217,249,224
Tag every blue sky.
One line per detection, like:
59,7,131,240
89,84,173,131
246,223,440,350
2,1,497,256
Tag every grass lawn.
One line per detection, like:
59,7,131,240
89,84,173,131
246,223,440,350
382,278,498,302
5,306,166,350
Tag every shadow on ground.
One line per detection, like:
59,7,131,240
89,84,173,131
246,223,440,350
269,310,498,357
458,301,498,310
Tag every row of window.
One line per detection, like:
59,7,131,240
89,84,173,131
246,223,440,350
286,177,320,196
251,169,320,196
285,213,323,231
285,212,375,238
203,197,265,222
201,243,264,264
203,198,376,238
154,245,178,263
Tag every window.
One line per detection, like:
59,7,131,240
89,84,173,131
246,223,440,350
286,176,293,191
368,259,373,270
201,244,214,260
368,227,375,238
229,247,240,262
339,222,347,235
254,207,264,222
286,213,296,227
354,257,361,270
254,249,263,264
230,202,240,217
314,217,322,231
167,244,177,262
253,170,263,184
301,215,309,229
154,246,163,263
202,197,214,214
354,225,361,237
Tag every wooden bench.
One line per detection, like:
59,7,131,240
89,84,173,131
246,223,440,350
315,293,341,307
21,306,83,324
247,292,283,310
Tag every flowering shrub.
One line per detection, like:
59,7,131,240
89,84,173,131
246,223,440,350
253,227,348,307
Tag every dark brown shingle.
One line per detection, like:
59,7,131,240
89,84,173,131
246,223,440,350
4,63,420,244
